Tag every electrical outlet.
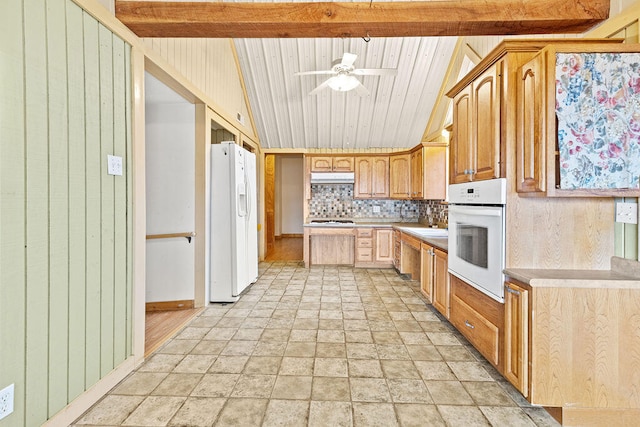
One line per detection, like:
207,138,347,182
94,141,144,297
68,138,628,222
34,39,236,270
373,205,381,213
616,202,638,224
0,384,14,420
107,155,123,176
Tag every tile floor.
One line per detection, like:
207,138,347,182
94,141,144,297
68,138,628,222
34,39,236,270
74,262,560,427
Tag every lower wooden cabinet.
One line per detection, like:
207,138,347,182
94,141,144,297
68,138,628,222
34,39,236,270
450,275,503,369
393,230,401,270
355,227,393,268
375,228,394,264
504,280,529,397
431,249,449,318
420,243,435,302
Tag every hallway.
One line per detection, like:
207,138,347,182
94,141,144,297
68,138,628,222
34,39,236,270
74,262,558,426
265,237,303,262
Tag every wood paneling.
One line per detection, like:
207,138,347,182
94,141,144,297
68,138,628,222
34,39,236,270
0,1,133,423
265,154,276,256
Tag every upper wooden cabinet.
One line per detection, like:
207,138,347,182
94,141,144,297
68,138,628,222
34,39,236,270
515,42,639,197
310,156,354,172
450,63,501,184
390,154,411,199
354,156,389,199
411,146,448,200
410,149,423,198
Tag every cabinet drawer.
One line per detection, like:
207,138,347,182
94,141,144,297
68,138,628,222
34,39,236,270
356,247,373,261
357,228,373,238
450,293,499,365
357,239,373,248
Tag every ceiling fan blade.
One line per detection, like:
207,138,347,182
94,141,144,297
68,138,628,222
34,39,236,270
353,68,398,76
295,70,336,76
354,82,370,97
309,78,332,95
341,52,357,68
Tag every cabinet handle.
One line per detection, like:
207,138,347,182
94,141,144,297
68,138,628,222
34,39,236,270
505,286,521,296
523,69,535,80
464,320,475,329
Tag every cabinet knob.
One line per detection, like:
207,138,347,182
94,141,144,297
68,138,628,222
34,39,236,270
464,320,475,329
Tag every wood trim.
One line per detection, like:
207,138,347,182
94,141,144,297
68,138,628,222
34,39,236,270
115,0,609,38
146,231,195,240
145,300,195,312
280,233,303,238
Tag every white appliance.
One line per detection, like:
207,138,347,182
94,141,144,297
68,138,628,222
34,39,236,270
210,142,258,302
448,178,506,303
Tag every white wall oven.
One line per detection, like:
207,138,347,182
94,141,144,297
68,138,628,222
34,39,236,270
448,178,507,303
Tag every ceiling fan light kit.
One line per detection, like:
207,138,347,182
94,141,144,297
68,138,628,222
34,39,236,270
296,52,397,95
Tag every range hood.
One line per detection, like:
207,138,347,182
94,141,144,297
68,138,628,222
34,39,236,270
310,172,355,184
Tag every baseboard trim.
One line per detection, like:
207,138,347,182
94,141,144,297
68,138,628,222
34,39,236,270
43,356,136,427
146,299,195,312
280,233,303,238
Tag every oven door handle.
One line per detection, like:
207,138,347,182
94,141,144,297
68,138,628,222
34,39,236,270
448,206,503,217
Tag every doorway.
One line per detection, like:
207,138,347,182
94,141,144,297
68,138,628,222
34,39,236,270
144,71,201,355
265,154,304,261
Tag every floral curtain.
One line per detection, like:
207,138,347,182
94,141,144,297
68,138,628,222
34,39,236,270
555,52,640,189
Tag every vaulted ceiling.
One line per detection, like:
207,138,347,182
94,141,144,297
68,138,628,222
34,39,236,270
116,0,610,150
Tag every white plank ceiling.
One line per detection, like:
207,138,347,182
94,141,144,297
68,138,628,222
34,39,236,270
234,36,458,150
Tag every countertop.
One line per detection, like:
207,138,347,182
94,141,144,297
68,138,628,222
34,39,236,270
304,219,449,252
505,257,640,288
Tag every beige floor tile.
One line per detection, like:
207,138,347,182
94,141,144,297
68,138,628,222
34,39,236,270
137,354,184,373
317,329,345,343
151,373,203,396
75,395,144,425
112,372,168,395
290,329,318,342
395,403,445,427
285,342,316,357
175,326,210,340
352,402,398,427
243,356,282,375
376,344,411,360
368,320,397,331
521,407,562,427
314,357,349,377
372,331,404,344
311,377,351,401
267,318,295,329
190,373,239,397
414,361,457,381
399,331,431,345
308,401,352,427
405,345,443,361
260,328,291,342
437,405,491,427
253,341,287,356
350,378,391,402
157,339,199,355
231,374,276,398
425,381,475,405
346,343,378,359
381,360,421,379
343,319,369,330
480,406,538,427
271,375,313,399
215,398,268,427
233,328,264,340
167,397,225,427
279,357,315,376
209,355,249,373
172,354,215,373
437,345,476,361
220,340,257,356
263,400,309,427
448,361,494,381
348,359,383,378
344,330,373,343
426,332,461,346
190,340,226,355
121,396,185,426
387,379,433,403
215,317,244,328
318,319,344,330
464,381,517,406
203,327,236,341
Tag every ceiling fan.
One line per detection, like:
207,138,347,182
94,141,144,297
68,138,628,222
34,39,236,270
295,53,397,96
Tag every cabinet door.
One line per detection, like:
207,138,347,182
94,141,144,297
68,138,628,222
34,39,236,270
420,244,434,302
473,63,502,182
354,157,373,199
504,281,529,396
375,228,394,263
393,230,401,269
411,149,423,199
451,86,473,184
333,156,354,172
423,146,447,200
516,53,546,193
310,156,333,172
432,248,449,318
390,154,411,199
371,156,390,198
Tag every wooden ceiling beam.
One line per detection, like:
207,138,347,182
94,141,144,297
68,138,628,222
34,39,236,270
115,0,610,38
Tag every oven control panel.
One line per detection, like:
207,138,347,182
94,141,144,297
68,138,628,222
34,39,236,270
449,178,507,205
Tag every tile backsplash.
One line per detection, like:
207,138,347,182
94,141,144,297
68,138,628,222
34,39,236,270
309,184,448,225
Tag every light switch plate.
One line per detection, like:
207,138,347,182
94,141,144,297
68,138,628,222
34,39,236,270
615,202,638,224
107,155,123,176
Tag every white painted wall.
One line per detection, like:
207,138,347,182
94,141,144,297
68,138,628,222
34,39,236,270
278,156,304,235
145,87,196,302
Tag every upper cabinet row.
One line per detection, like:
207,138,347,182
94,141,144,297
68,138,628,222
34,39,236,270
447,39,639,197
307,144,447,200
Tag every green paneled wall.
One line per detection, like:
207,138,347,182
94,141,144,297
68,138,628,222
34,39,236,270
0,0,133,425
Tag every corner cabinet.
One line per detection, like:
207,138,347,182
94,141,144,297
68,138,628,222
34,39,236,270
354,156,389,199
516,42,640,197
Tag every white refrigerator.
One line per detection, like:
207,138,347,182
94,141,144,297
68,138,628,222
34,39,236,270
210,142,258,302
